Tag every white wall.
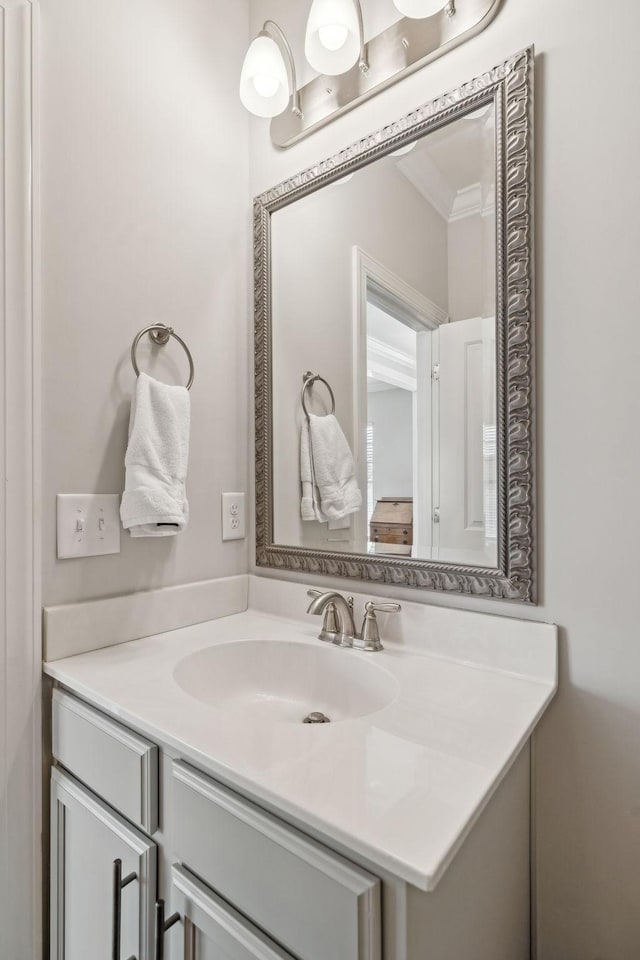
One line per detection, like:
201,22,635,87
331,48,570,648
368,388,414,502
248,1,640,957
40,0,251,606
1,4,39,957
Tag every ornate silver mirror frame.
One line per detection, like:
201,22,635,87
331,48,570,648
254,47,536,603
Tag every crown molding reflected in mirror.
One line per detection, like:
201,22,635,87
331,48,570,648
254,48,536,603
270,0,503,147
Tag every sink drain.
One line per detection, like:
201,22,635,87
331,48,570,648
302,711,331,724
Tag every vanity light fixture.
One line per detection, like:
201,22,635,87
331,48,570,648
305,0,368,77
241,0,502,146
392,0,455,19
239,20,302,119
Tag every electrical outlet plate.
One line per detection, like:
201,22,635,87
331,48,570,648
57,494,121,559
222,492,246,541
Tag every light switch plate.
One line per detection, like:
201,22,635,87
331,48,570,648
222,492,246,541
57,494,121,559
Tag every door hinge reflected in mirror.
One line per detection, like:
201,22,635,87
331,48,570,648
433,508,441,524
432,363,440,382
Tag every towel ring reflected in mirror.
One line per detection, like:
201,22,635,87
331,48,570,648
130,323,195,390
301,372,336,419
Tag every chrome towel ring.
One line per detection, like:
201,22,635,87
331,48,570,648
301,371,335,419
130,323,195,390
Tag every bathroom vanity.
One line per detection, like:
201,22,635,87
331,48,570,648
41,48,543,960
44,577,556,960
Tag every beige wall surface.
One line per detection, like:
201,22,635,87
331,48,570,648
40,0,251,605
447,213,484,322
248,1,640,957
368,387,414,501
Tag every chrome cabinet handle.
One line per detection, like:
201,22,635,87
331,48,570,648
154,899,181,960
112,859,137,960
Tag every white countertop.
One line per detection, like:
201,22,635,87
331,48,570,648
44,600,556,891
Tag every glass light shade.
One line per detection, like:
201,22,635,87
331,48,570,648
392,0,445,17
305,0,361,76
239,35,290,118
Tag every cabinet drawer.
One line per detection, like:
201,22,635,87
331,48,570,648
172,761,381,960
52,688,158,834
369,523,413,545
170,864,295,960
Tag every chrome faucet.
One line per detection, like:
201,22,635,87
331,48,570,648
307,590,357,647
307,590,400,652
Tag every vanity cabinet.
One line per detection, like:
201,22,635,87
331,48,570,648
171,761,381,960
50,768,157,960
49,689,380,960
49,686,530,960
49,765,298,960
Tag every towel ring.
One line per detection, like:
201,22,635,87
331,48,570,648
301,371,335,418
131,323,195,390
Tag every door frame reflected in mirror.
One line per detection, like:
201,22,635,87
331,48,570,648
352,246,448,557
254,47,536,603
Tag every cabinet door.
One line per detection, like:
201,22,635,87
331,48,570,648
166,864,295,960
173,762,381,960
51,767,157,960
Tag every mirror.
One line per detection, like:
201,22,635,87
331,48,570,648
255,48,536,602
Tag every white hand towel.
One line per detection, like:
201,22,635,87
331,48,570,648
120,373,191,537
300,413,362,522
300,419,320,521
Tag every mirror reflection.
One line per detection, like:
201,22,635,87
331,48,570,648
272,101,498,567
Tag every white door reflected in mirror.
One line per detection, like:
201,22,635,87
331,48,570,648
271,101,497,568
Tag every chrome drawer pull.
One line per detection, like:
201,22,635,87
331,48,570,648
154,898,181,960
112,858,137,960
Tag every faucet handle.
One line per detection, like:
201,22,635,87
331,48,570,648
366,601,401,615
354,600,401,652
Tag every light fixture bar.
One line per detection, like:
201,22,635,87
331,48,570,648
354,0,369,74
263,19,303,118
271,0,501,148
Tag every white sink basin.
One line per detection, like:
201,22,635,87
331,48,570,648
173,638,399,724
